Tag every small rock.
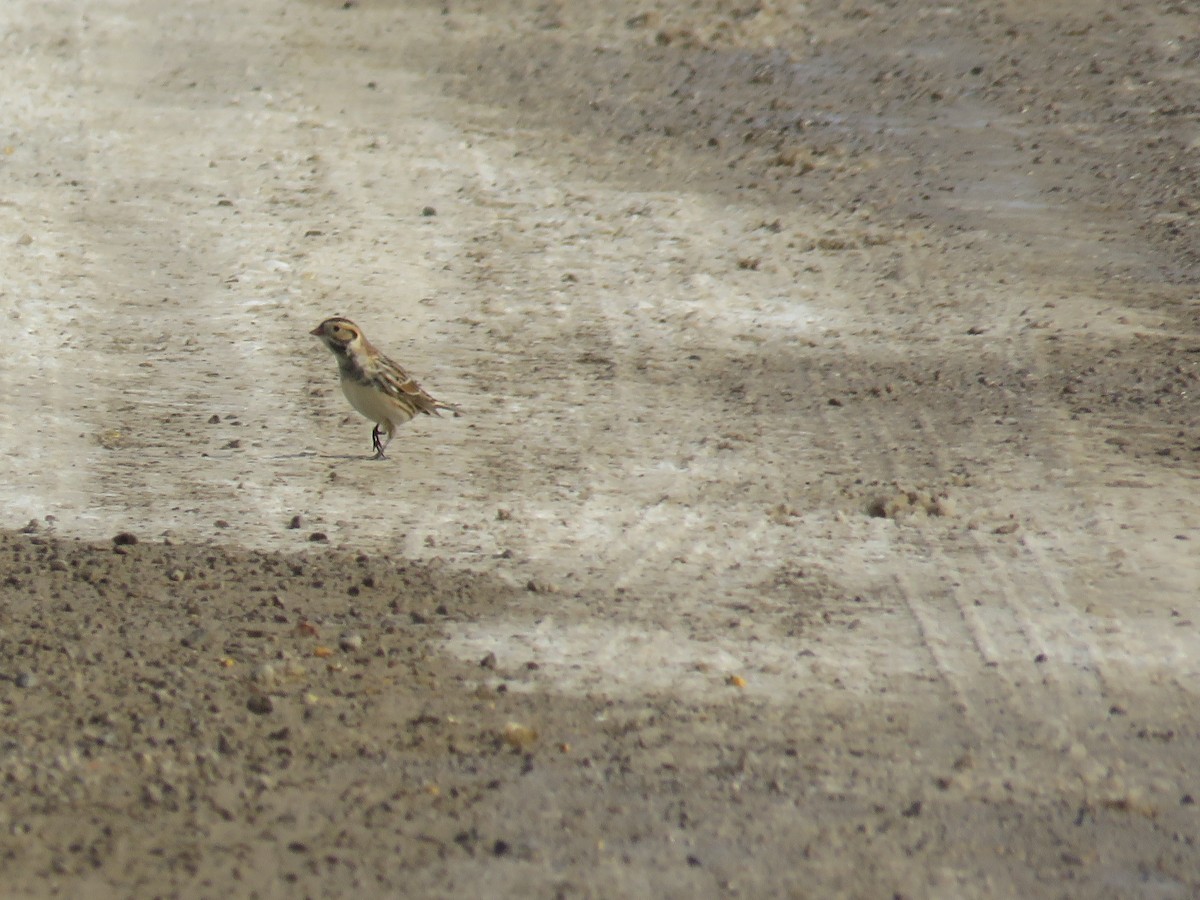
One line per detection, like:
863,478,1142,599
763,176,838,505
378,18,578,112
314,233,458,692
626,10,661,29
420,205,437,217
480,651,498,669
929,495,957,517
308,532,328,543
247,694,274,715
287,515,304,529
112,531,138,546
338,633,364,653
96,428,127,450
252,663,280,688
501,722,538,750
180,628,210,649
14,672,36,689
283,659,306,679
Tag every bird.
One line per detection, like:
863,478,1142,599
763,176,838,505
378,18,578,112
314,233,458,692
310,316,457,459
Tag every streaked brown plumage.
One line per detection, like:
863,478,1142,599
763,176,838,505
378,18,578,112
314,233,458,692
310,316,457,459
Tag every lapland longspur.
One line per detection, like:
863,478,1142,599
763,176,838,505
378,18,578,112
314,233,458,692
311,316,457,459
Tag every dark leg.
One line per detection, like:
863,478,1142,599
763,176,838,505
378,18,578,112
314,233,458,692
371,425,387,460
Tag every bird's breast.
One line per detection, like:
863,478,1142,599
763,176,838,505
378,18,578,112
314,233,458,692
339,373,415,426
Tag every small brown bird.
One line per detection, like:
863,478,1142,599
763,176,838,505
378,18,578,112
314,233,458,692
310,316,457,459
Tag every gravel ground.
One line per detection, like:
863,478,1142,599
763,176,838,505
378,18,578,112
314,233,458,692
2,0,1200,896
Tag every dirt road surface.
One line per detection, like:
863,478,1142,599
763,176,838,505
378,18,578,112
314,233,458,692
2,0,1200,896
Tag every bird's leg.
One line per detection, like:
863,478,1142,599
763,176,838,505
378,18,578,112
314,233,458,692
371,425,387,460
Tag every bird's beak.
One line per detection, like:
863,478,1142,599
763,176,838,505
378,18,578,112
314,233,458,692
309,325,324,336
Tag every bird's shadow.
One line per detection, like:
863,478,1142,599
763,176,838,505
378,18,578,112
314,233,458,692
269,451,384,462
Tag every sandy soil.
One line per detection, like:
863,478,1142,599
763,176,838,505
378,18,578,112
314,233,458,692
2,0,1200,896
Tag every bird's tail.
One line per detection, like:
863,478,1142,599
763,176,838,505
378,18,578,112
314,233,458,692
423,399,463,418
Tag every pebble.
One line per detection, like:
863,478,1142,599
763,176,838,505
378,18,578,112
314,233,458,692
247,694,274,715
283,659,307,679
501,722,538,750
252,663,280,688
338,633,364,653
112,531,138,546
180,628,210,649
14,672,36,689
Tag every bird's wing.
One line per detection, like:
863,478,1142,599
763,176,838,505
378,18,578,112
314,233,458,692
377,354,445,416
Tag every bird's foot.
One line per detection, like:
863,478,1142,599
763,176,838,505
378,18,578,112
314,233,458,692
371,425,387,459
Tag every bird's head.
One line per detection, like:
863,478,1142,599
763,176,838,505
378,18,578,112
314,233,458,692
311,317,365,355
